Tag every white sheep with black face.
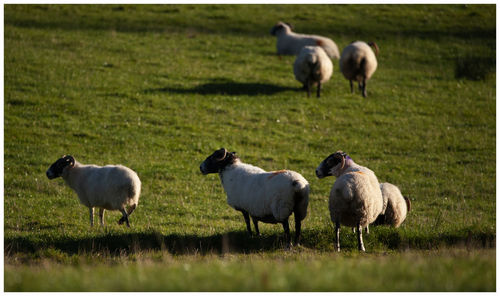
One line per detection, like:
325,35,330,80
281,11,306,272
294,45,333,98
46,155,141,227
316,151,383,252
200,148,310,247
374,182,411,228
270,21,340,59
339,41,379,97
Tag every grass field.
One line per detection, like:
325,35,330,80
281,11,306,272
4,4,496,292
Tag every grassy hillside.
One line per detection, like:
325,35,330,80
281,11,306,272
4,4,496,291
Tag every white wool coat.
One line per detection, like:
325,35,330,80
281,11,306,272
220,160,309,222
62,161,141,210
274,23,340,59
294,46,333,86
380,182,408,228
339,41,378,82
329,160,383,228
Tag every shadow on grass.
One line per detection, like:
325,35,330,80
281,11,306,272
4,230,288,257
143,79,299,96
5,227,496,258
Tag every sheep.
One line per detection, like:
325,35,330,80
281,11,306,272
339,41,379,98
46,155,141,227
270,21,340,59
293,45,333,98
315,151,383,252
200,148,310,247
374,182,411,228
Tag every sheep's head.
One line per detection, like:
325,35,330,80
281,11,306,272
316,151,348,178
200,148,239,175
270,21,293,36
46,155,75,179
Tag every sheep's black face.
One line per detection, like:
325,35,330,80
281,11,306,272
46,155,75,179
315,151,346,178
200,148,238,175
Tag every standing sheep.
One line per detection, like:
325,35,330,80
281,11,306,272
293,45,333,98
339,41,379,97
374,182,411,228
270,21,340,59
200,148,310,247
46,155,141,227
316,151,383,252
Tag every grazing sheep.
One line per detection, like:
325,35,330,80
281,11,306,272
339,41,379,97
270,21,340,59
316,151,383,252
46,155,141,227
293,46,333,98
200,148,310,247
374,182,411,228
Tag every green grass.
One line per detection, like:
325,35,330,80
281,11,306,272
4,4,496,292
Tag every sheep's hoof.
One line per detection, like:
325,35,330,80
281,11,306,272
118,218,124,225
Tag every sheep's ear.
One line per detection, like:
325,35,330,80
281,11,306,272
329,151,345,170
63,155,75,167
285,22,293,30
214,148,227,161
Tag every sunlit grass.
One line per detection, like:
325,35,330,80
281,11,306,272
4,4,495,292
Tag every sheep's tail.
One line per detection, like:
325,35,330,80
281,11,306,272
404,196,411,212
292,180,310,221
292,179,309,193
127,176,141,206
368,41,379,56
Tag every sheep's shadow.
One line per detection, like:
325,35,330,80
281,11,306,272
4,230,291,256
143,78,299,96
4,227,496,257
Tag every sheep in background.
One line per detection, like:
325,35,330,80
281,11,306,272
200,148,310,247
316,151,383,252
270,21,340,59
375,182,411,228
339,41,379,97
46,155,141,227
294,46,333,98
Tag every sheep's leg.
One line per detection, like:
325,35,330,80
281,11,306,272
335,221,341,252
116,204,137,227
127,204,137,216
316,81,322,98
118,208,130,227
294,218,302,246
89,207,94,227
306,80,311,98
357,223,366,252
282,218,292,248
365,225,369,234
251,216,260,236
349,80,354,93
361,78,367,98
241,210,252,235
98,208,105,226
